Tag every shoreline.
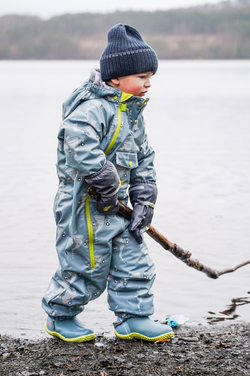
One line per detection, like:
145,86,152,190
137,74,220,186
1,322,249,375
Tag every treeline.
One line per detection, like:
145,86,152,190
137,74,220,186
1,1,250,59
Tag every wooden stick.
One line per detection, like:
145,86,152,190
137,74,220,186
88,187,250,279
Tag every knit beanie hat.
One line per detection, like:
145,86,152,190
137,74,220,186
100,24,158,81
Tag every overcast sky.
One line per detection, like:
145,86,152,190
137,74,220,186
1,0,223,19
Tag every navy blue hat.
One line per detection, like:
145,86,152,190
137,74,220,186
100,24,158,81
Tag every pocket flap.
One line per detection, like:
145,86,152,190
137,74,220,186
116,151,138,169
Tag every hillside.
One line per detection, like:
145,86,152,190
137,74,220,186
1,1,250,59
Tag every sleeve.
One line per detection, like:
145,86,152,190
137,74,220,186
60,104,106,177
129,133,157,184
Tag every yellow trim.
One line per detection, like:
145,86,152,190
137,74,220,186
105,92,133,156
86,193,95,269
103,205,111,212
45,322,95,342
114,329,174,342
121,92,133,102
140,99,146,109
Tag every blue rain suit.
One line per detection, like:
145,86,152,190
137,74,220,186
42,70,157,320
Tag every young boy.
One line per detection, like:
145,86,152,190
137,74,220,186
42,23,174,342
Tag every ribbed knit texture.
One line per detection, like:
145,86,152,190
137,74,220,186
100,24,158,81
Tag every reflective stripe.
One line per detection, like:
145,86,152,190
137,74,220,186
101,185,120,198
134,201,155,209
86,193,95,269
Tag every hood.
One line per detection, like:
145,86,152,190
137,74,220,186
62,69,115,120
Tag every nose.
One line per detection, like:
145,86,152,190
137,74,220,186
145,78,151,88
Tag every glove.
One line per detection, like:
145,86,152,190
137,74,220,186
85,161,120,214
128,181,157,244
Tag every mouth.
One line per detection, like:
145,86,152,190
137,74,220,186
140,91,147,97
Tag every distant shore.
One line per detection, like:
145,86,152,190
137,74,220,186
1,4,250,60
1,323,249,375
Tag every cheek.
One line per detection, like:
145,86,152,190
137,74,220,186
126,81,142,95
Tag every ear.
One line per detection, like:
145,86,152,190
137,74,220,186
110,78,120,86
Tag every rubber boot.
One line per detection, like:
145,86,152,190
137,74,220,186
45,315,95,342
114,316,174,342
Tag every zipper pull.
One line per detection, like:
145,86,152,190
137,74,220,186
120,103,127,112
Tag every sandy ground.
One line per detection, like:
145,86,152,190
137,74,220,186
1,323,250,375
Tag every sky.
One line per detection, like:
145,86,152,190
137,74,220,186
1,0,224,19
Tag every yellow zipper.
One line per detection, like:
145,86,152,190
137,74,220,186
105,92,132,156
86,193,95,269
86,92,132,269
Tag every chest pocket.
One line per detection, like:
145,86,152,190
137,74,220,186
116,151,138,169
115,151,138,198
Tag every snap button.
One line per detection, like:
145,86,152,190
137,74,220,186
113,96,117,100
128,161,132,167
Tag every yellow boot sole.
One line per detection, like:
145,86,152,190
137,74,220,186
114,329,174,342
45,322,95,342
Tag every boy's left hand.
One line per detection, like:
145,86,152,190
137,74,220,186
129,204,154,243
128,181,157,244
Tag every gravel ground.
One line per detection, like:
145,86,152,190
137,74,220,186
1,323,250,376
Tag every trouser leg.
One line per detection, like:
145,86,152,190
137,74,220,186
107,223,156,319
42,205,127,318
42,241,113,318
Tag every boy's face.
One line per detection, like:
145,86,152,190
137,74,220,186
110,72,153,97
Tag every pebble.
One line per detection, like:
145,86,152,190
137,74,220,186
0,323,249,376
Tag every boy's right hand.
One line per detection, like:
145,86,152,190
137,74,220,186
85,161,120,215
96,193,119,214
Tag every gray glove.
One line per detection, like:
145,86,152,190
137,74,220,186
129,181,157,244
85,161,120,214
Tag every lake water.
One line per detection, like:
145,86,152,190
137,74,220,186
0,60,250,339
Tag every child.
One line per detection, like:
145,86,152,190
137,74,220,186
42,23,174,342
